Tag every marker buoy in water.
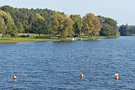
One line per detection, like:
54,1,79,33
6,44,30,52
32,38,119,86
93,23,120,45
115,73,119,80
80,73,84,79
13,75,17,81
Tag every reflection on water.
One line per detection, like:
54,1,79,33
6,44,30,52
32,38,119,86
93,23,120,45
0,36,135,89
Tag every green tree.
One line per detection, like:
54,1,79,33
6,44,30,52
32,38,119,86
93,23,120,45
63,17,74,37
16,21,24,33
119,24,130,36
51,12,74,38
82,13,101,38
0,10,18,37
97,15,105,24
0,18,5,33
51,12,66,37
98,16,120,36
6,23,18,37
32,13,48,36
70,15,82,36
100,24,114,36
0,5,54,34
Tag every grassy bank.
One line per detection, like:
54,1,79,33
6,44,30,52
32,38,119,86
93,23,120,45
0,35,119,43
0,37,60,43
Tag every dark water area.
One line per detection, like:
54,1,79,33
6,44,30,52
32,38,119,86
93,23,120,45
0,36,135,90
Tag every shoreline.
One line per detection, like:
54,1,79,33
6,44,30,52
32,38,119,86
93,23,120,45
0,36,119,44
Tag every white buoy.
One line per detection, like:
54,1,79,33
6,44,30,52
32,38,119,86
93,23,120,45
80,73,84,79
115,73,119,80
13,75,17,81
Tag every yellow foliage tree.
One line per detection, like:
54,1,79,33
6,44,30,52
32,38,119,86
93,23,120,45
82,13,101,37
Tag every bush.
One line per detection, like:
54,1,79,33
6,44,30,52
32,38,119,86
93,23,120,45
73,34,79,37
35,36,51,38
19,35,29,38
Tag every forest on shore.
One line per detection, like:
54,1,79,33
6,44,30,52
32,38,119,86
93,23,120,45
0,5,133,39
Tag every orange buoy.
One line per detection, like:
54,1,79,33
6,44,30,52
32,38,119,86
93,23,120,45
13,75,17,81
80,73,84,79
115,73,119,81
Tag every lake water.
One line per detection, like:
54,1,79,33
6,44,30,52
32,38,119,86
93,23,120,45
0,36,135,90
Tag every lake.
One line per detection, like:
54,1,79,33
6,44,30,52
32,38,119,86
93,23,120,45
0,36,135,90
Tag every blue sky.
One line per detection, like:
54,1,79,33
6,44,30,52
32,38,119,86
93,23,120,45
0,0,135,25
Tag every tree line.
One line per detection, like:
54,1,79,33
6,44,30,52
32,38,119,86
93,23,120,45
119,24,135,36
0,5,120,38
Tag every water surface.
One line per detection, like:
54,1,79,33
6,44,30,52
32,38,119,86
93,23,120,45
0,36,135,90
